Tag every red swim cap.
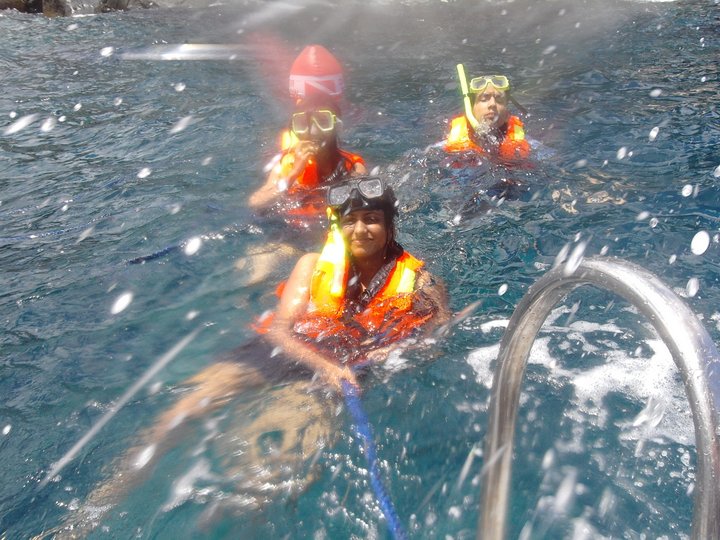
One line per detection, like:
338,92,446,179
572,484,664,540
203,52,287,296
289,45,344,100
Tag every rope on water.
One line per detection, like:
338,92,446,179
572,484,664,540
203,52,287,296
342,380,408,540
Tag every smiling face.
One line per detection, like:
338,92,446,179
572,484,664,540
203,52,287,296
340,209,388,261
471,86,510,130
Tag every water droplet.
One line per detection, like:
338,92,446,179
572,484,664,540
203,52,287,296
186,310,199,320
174,82,186,92
690,231,710,255
137,167,151,179
498,284,508,296
563,241,588,276
73,103,82,112
100,47,114,57
542,45,557,55
111,292,133,314
201,156,212,166
600,245,609,255
452,214,462,226
669,254,677,264
553,243,571,269
616,147,628,160
169,115,194,134
2,425,11,435
3,113,38,135
184,237,202,255
713,165,720,178
649,217,658,228
40,117,56,133
66,23,78,31
133,444,156,469
648,126,659,141
76,226,94,244
686,277,699,297
448,506,462,519
113,97,123,107
574,159,587,168
681,184,693,197
636,211,650,221
649,88,662,97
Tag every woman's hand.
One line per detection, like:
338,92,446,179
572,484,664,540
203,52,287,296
322,363,357,392
293,140,319,167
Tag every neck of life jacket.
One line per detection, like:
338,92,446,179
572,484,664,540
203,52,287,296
445,114,530,160
307,217,426,345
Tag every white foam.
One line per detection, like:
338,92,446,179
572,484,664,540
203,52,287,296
466,309,694,446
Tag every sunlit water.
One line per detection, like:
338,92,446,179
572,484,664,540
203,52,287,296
1,1,718,538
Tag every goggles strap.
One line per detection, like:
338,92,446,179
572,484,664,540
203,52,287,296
509,94,527,116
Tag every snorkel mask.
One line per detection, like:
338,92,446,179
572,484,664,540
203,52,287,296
327,176,398,223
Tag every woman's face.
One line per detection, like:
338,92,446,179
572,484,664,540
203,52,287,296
340,209,388,261
471,87,510,129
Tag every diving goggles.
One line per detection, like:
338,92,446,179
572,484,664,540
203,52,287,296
291,109,338,134
327,177,385,208
468,75,510,94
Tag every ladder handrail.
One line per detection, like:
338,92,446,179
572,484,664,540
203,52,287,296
478,257,720,540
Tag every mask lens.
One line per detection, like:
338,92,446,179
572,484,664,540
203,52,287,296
469,76,489,93
490,75,509,90
312,110,335,132
469,75,509,93
358,178,384,199
327,184,352,207
291,112,310,134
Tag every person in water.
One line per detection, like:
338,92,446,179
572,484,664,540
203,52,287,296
444,67,531,162
240,94,366,286
54,177,448,537
249,94,367,214
261,175,450,388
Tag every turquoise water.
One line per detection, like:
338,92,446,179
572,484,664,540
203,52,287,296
1,1,718,538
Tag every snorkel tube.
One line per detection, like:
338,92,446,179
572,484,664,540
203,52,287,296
457,63,481,132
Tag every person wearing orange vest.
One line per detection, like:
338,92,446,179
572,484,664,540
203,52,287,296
263,176,449,389
56,178,449,536
249,94,366,220
444,70,531,162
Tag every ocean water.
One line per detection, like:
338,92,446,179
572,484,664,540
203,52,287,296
1,0,718,538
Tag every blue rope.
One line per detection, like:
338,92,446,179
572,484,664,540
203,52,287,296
342,380,408,540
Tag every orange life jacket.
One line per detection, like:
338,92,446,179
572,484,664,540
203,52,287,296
254,238,432,351
278,129,364,190
444,115,530,160
275,137,365,225
296,237,431,347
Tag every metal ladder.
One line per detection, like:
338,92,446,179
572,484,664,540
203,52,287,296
478,257,720,539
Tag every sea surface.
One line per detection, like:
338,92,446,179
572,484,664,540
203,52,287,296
1,0,718,538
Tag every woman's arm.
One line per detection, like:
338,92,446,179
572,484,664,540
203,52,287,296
248,142,317,209
266,253,357,389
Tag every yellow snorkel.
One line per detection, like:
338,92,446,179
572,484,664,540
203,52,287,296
457,63,481,132
319,207,348,299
